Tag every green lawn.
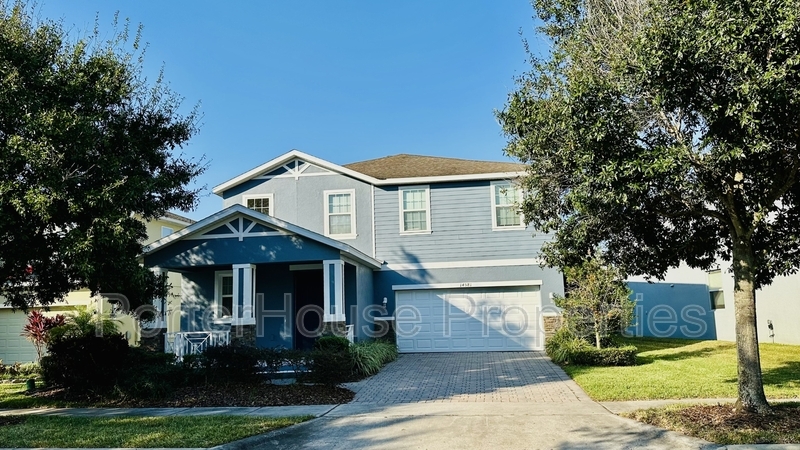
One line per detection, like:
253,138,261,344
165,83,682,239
0,383,80,408
0,415,311,448
562,337,800,401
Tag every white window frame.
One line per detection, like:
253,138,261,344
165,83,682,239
490,181,525,230
399,185,431,234
242,193,275,216
160,226,174,238
323,189,357,240
214,270,234,322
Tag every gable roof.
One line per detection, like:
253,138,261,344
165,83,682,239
343,154,524,180
212,149,525,195
143,204,382,269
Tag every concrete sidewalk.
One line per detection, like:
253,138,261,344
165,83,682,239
3,400,799,449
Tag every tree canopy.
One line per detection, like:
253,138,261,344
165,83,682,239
0,2,204,312
499,0,800,413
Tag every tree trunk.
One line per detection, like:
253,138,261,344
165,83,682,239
595,329,602,349
731,239,771,414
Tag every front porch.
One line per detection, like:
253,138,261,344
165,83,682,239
142,206,379,356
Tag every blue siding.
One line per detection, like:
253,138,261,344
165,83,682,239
180,269,223,332
355,263,375,340
220,172,374,257
626,282,717,340
144,234,341,269
374,182,552,264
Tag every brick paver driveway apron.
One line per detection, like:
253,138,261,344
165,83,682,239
346,352,592,403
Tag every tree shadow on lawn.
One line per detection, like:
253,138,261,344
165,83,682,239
635,345,726,366
721,361,800,391
618,337,705,354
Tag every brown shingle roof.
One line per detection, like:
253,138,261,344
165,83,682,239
343,154,524,180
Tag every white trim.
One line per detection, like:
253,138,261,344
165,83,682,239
242,193,274,216
392,280,543,291
323,189,357,240
384,172,524,185
158,215,194,226
323,259,346,322
289,263,323,271
399,185,431,234
211,149,525,194
371,184,376,258
255,172,339,180
184,231,285,240
382,258,543,271
142,205,382,269
214,270,234,319
490,181,525,230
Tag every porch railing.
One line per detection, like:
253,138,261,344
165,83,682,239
165,331,230,360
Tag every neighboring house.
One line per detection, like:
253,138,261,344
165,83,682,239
0,213,194,364
143,150,565,355
626,262,800,345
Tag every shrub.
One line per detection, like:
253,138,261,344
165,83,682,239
197,344,263,383
116,348,187,399
568,346,638,366
20,311,65,361
260,348,285,380
350,340,398,378
546,327,637,366
545,327,591,364
315,335,351,353
40,333,130,394
283,349,309,380
0,362,40,380
308,336,352,385
46,307,120,342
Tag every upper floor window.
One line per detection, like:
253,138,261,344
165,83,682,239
243,194,274,216
399,186,431,234
708,268,725,309
324,189,356,239
160,226,174,238
491,181,524,229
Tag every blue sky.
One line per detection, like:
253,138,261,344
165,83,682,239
38,1,543,220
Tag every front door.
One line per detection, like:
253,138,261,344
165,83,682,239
293,269,324,350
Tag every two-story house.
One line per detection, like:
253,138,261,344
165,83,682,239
143,150,564,354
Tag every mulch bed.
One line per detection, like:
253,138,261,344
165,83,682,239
630,403,800,444
25,382,354,408
674,404,800,435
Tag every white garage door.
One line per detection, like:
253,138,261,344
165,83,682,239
395,286,542,353
0,310,37,364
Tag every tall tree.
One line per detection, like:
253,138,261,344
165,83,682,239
0,2,204,312
498,0,800,413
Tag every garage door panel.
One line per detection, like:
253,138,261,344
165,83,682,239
395,286,543,352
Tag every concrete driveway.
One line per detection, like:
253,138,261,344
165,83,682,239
255,352,712,449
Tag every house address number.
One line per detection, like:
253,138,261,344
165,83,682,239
459,282,472,287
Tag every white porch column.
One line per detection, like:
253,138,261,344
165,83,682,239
232,263,256,325
144,267,167,329
323,259,345,323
